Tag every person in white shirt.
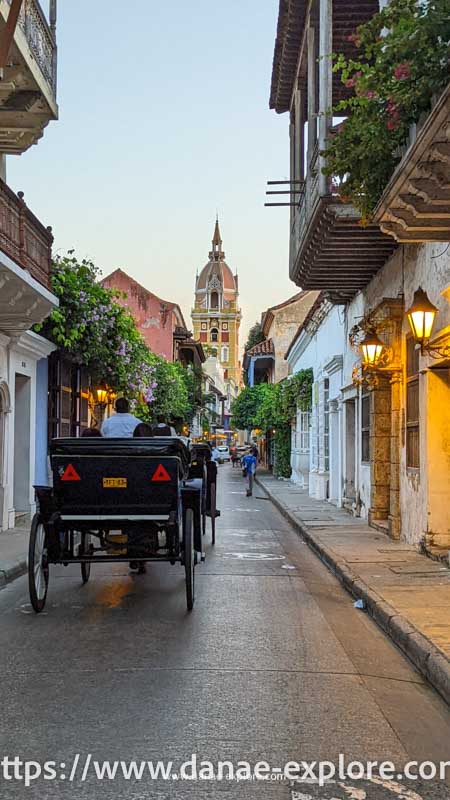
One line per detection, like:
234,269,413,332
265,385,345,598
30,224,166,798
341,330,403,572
211,445,221,463
101,397,142,438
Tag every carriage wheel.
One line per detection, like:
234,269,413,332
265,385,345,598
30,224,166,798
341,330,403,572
183,508,195,611
28,514,49,613
80,533,91,584
202,466,207,537
210,483,217,546
201,504,206,538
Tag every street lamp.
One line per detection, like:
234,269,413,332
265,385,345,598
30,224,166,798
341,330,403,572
360,330,385,368
406,287,438,353
96,387,108,405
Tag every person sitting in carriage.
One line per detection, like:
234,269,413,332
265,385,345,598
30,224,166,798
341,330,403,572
151,414,177,436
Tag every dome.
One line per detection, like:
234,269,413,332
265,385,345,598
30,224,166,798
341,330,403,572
196,259,237,293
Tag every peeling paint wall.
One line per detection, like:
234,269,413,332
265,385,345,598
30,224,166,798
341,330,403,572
267,292,319,383
102,271,181,361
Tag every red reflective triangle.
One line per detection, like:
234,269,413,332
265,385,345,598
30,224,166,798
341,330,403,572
61,463,81,482
151,464,171,482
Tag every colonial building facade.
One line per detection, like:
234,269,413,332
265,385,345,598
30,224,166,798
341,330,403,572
191,221,242,388
270,1,450,554
244,291,319,385
101,269,188,362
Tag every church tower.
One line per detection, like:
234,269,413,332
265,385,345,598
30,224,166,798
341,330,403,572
192,220,242,385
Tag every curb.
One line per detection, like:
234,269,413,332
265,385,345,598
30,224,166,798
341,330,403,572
256,476,450,707
0,558,28,590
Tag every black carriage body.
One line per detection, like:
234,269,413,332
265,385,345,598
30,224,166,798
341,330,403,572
50,437,190,524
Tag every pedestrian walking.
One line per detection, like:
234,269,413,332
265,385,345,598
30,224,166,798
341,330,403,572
230,445,239,467
101,398,142,438
242,449,257,496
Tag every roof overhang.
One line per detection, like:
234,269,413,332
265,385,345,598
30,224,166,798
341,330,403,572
374,84,450,242
0,248,57,337
291,198,397,302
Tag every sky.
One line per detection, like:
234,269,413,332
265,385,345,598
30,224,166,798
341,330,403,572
8,0,296,351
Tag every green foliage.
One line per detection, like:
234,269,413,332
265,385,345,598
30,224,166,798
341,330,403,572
36,252,193,422
230,384,266,431
231,369,313,477
244,321,265,353
322,0,450,220
134,358,191,425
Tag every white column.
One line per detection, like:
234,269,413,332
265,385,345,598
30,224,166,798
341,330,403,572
319,0,332,196
306,25,316,173
328,399,339,504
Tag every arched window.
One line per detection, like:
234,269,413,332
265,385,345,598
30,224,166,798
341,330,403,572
211,328,219,343
221,346,229,363
210,291,219,309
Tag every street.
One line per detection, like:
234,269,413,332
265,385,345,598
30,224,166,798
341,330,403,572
0,464,449,799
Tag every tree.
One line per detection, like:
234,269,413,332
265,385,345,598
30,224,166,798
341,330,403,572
230,385,266,431
36,252,193,423
244,322,265,353
231,370,313,477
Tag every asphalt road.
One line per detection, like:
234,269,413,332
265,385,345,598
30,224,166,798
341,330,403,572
0,464,449,799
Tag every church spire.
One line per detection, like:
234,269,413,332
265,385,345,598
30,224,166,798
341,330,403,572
209,216,225,261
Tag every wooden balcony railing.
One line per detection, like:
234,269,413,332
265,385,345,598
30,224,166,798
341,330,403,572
0,179,53,289
5,0,57,92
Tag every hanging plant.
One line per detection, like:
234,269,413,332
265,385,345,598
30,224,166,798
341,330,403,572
322,0,450,220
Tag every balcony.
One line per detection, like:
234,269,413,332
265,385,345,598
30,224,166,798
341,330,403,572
243,339,275,386
374,84,450,243
270,0,398,302
290,165,397,302
0,0,57,153
0,177,56,336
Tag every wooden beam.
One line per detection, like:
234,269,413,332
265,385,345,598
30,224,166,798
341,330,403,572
0,0,24,70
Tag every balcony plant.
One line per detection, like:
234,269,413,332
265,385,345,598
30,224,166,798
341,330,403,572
322,0,450,221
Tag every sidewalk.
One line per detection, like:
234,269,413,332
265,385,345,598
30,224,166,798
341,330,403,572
0,526,29,589
256,471,450,706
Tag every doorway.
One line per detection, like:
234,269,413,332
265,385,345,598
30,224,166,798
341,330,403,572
343,398,356,505
13,374,31,515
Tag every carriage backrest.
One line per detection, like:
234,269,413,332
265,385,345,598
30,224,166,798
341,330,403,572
50,437,190,520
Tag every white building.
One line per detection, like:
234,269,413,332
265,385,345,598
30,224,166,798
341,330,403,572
286,297,345,503
270,1,450,552
0,2,59,530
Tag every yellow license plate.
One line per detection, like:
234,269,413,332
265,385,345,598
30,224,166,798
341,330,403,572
106,533,128,554
103,477,127,488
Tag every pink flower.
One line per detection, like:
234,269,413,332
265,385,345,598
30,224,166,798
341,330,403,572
346,33,361,47
394,62,411,80
345,71,362,90
364,90,377,100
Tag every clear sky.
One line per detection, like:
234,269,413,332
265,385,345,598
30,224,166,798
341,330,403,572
8,0,296,351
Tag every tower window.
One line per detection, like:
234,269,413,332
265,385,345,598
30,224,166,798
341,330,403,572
211,328,219,343
221,346,229,363
210,291,219,309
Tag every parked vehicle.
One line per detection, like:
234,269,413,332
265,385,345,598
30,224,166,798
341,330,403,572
216,445,230,463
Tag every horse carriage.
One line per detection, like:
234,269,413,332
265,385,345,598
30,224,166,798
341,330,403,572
29,436,219,614
187,443,219,545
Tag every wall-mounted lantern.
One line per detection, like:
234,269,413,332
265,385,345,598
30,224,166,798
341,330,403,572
360,330,386,369
406,287,438,353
